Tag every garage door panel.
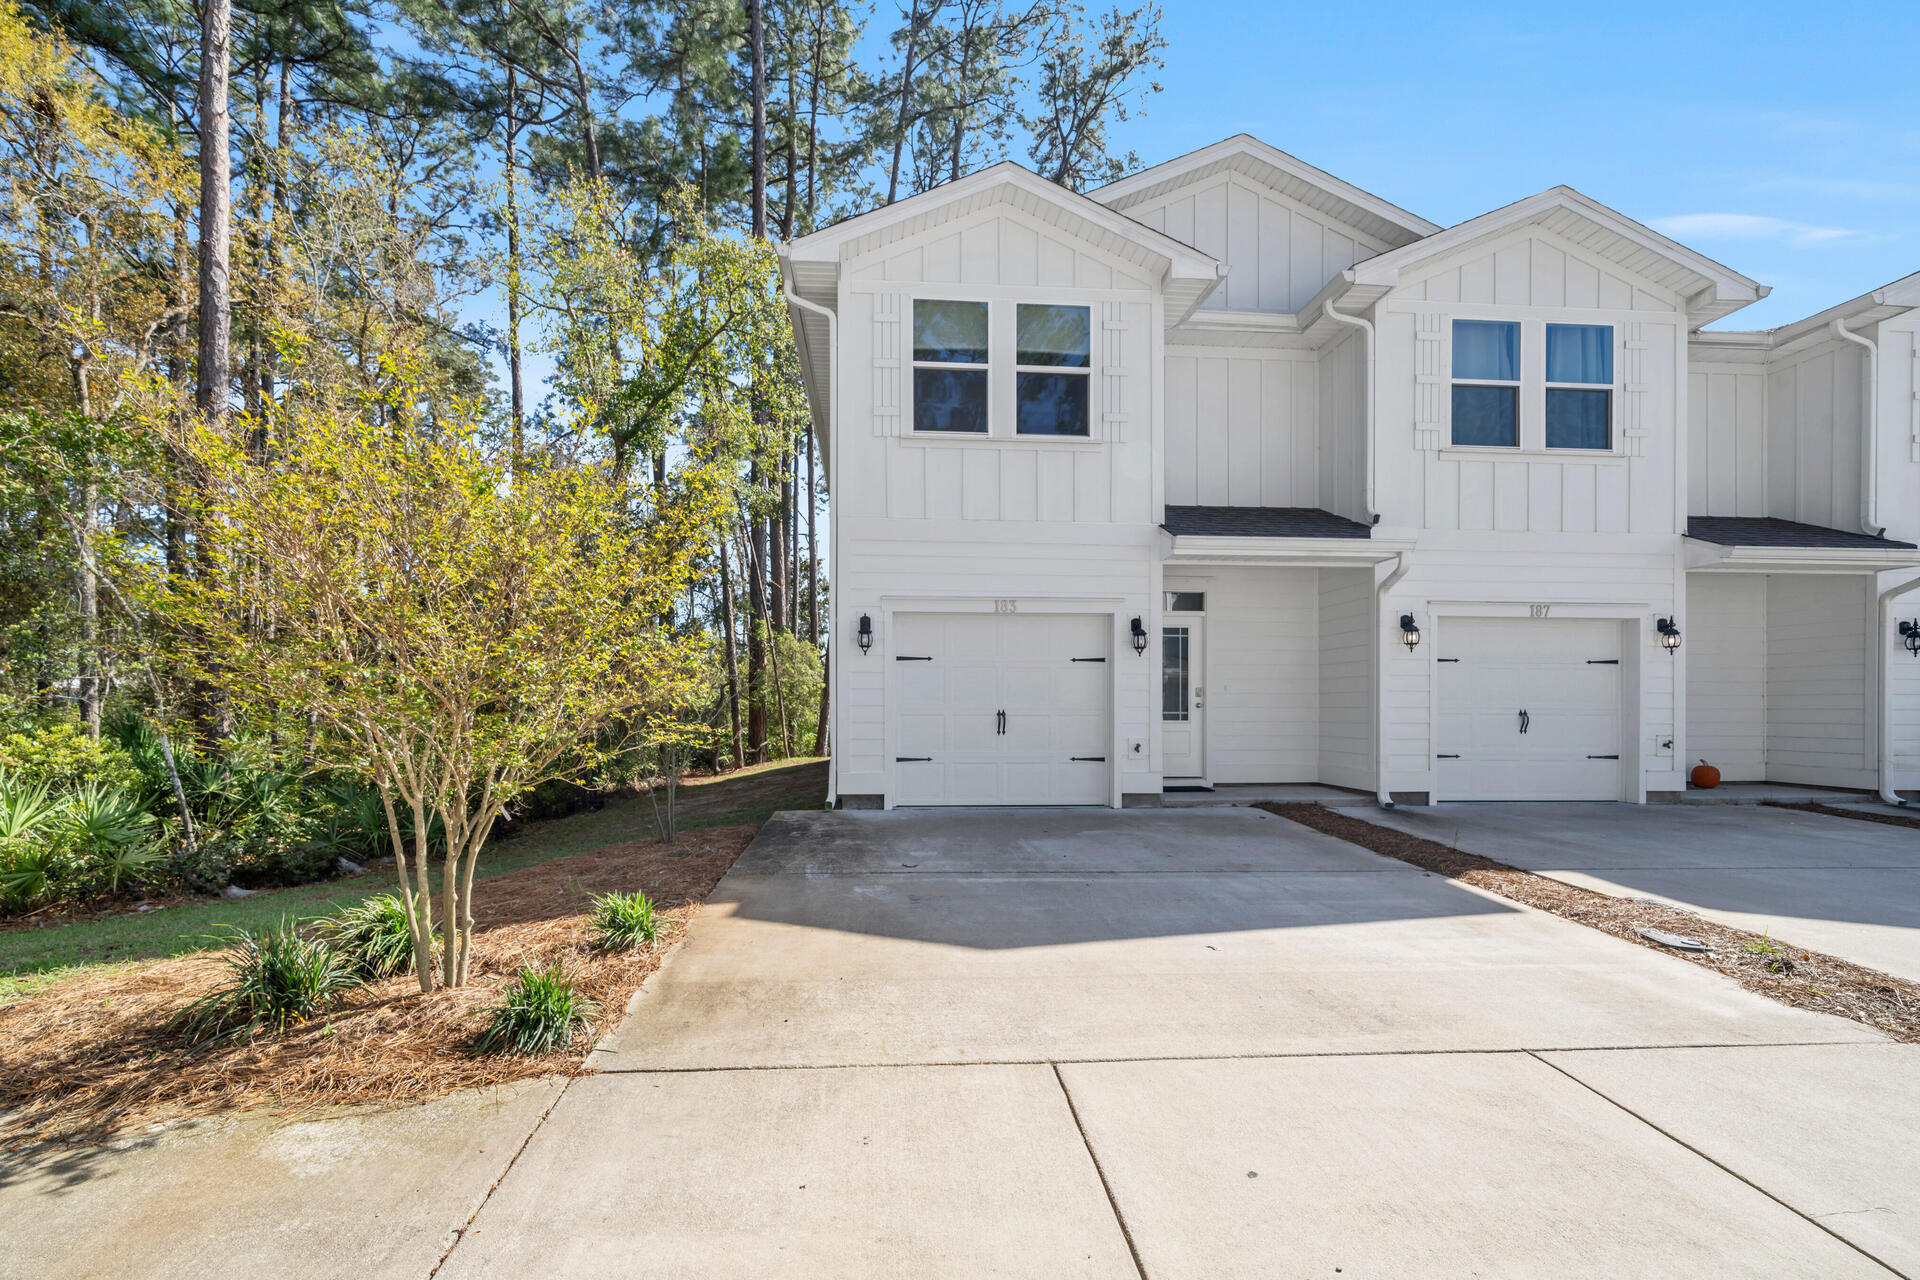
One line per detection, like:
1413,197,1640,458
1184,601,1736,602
1436,618,1623,801
892,611,1111,806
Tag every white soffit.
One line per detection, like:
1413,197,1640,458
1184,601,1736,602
1088,134,1439,249
1348,186,1768,327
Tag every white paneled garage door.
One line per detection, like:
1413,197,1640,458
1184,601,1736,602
892,612,1110,806
1435,618,1623,801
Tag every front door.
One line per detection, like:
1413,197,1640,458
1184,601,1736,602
1162,619,1204,778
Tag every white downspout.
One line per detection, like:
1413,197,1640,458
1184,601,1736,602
1374,552,1412,808
784,279,839,808
1322,295,1379,525
1875,575,1920,807
1830,318,1883,538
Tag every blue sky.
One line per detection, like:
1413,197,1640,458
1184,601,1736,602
1102,0,1919,329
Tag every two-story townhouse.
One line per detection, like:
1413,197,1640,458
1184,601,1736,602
780,134,1920,810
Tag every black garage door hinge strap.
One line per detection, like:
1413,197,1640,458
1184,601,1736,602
1070,756,1107,762
1436,753,1461,759
895,655,932,661
1070,656,1106,662
1586,659,1619,665
1587,754,1620,759
1436,658,1460,663
895,756,932,762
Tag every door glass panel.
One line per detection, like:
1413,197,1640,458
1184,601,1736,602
1163,591,1205,612
1161,627,1189,721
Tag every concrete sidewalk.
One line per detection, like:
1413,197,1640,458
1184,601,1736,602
7,806,1914,1278
1359,801,1920,983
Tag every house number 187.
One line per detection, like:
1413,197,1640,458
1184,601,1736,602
1529,604,1551,618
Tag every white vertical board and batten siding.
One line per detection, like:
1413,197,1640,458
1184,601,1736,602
1686,363,1769,517
1162,348,1319,507
1767,338,1866,531
833,202,1162,803
1369,226,1689,797
1127,173,1392,313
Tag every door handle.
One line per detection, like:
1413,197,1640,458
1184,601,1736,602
1518,709,1530,735
996,710,1006,736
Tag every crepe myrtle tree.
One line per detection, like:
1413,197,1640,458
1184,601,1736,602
169,396,729,991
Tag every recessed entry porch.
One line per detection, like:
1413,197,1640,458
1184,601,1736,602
1158,505,1406,795
1684,516,1920,793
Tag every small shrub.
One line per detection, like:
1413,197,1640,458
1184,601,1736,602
0,720,144,792
0,843,60,909
1743,932,1795,974
475,964,599,1056
0,770,63,845
588,889,665,951
171,920,364,1046
319,893,438,978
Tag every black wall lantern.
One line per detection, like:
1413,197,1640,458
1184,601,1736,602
1130,616,1149,656
856,613,873,654
1901,620,1920,657
1398,613,1421,652
1656,617,1682,653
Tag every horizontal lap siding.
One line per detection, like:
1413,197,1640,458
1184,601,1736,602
1686,576,1766,779
1163,568,1318,784
1766,574,1870,787
1318,569,1374,790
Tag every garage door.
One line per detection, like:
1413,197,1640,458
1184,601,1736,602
892,612,1110,806
1435,618,1622,801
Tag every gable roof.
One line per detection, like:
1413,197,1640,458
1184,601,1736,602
1088,134,1440,249
782,160,1225,318
1345,186,1769,327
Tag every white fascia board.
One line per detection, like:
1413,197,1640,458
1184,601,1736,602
1162,534,1415,568
1684,539,1920,574
782,161,1223,291
1348,186,1767,325
1087,134,1440,244
1761,268,1920,351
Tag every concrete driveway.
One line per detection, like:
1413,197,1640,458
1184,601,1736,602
438,807,1912,1278
1360,802,1920,983
9,807,1916,1279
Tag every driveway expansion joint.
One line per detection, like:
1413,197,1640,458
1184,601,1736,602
1050,1061,1149,1280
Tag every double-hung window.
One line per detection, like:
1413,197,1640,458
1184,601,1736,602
1015,304,1091,436
912,299,989,433
1450,320,1520,447
1545,323,1613,450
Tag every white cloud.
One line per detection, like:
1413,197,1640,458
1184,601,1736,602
1651,213,1860,246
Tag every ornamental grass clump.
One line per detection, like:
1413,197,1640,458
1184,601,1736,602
475,964,599,1056
588,889,665,951
319,894,440,978
171,920,364,1047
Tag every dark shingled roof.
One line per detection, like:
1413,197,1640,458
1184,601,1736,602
1685,516,1917,550
1162,506,1373,540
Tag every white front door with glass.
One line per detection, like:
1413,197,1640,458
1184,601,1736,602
1161,600,1205,779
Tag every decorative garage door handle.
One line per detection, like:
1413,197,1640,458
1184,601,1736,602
996,710,1006,735
1518,709,1530,734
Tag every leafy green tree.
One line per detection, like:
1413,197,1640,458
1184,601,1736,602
1024,2,1163,190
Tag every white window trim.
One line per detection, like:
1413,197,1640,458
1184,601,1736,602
904,293,1104,444
1443,317,1625,459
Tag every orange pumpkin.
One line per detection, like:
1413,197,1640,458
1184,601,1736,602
1690,760,1721,790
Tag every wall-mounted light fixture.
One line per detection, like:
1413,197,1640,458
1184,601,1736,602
1655,617,1682,654
1130,616,1149,656
857,613,873,654
1399,613,1421,652
1900,620,1920,657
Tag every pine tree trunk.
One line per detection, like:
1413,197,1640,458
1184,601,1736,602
750,0,767,238
719,540,746,770
195,0,232,429
504,66,525,467
743,513,768,762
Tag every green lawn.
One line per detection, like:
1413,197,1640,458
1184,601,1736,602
0,759,826,1001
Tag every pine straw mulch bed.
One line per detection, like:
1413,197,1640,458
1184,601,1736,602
1765,800,1920,833
1257,802,1920,1044
0,823,756,1147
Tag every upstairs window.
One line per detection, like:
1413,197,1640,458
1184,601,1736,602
1450,320,1520,447
1015,304,1090,436
1545,323,1613,450
913,299,989,433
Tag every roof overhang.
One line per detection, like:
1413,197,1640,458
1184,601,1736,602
1345,186,1769,328
1705,269,1920,357
1684,539,1920,574
1159,530,1416,569
1088,134,1439,248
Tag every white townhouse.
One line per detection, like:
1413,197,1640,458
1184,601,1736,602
779,134,1920,809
